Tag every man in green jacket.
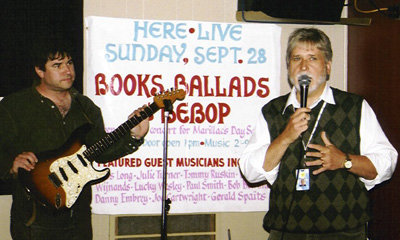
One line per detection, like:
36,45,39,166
0,38,149,240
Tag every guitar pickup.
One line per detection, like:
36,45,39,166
77,154,88,167
67,161,78,173
48,172,62,188
59,167,68,181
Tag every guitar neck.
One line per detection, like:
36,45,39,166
84,102,159,160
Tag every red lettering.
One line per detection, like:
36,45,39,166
150,75,164,96
257,77,270,98
244,76,256,97
95,73,108,95
93,73,163,97
174,73,189,92
203,76,214,97
123,74,137,95
191,102,205,123
173,74,269,98
110,74,122,95
228,76,241,97
215,76,227,96
167,102,230,124
190,75,203,96
217,103,230,124
137,74,151,96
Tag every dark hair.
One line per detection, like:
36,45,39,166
31,37,74,72
286,28,332,67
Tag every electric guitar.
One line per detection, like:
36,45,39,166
19,89,186,210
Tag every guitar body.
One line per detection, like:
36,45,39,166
19,125,110,210
19,89,186,210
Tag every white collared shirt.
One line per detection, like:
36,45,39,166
239,84,397,190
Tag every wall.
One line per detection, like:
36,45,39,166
0,196,12,240
348,1,400,238
0,1,347,240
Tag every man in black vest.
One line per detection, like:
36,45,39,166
239,28,397,240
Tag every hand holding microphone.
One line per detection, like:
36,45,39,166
276,75,312,145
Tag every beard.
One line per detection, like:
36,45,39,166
289,71,328,95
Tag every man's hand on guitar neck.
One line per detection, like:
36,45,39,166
10,152,38,175
128,104,150,140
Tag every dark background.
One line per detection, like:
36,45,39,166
0,0,83,194
0,0,83,96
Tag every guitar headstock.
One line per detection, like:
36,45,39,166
154,89,186,109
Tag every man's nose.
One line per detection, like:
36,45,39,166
300,59,308,71
62,64,72,74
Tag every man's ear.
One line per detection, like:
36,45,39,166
34,66,44,79
325,61,332,80
326,61,332,75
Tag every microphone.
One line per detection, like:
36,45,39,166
298,75,311,108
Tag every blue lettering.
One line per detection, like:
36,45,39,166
149,22,162,39
131,44,146,61
133,21,149,41
193,46,242,64
230,25,242,41
173,43,186,62
197,24,209,40
147,44,158,61
215,24,230,41
194,47,205,64
196,23,243,41
175,23,187,39
119,44,131,61
133,21,188,41
105,44,117,62
159,45,173,62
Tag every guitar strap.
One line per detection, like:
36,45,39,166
24,199,36,227
73,96,94,125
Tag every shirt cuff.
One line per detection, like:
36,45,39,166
125,134,144,154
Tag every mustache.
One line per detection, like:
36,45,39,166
296,72,313,81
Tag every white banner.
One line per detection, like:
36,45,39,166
85,16,281,214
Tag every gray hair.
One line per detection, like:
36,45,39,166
286,28,333,67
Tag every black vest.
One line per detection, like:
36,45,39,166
262,87,372,233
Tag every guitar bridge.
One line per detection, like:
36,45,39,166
48,172,62,188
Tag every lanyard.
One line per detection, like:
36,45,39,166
301,101,327,151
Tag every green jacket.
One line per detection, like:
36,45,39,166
0,84,143,234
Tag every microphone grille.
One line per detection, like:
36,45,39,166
298,75,311,86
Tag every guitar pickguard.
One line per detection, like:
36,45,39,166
48,145,110,208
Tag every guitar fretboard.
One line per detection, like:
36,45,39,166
83,102,160,160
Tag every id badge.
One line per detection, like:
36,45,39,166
296,169,310,191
